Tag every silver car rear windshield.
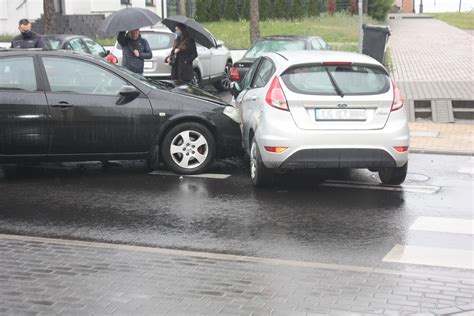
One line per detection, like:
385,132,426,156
244,40,306,59
117,32,174,51
281,64,390,96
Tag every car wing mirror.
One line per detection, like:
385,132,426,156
117,85,140,105
230,81,242,98
119,85,139,96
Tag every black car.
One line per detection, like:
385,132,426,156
230,35,331,83
0,49,241,174
42,34,109,58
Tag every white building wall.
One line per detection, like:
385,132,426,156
0,0,167,35
0,0,44,35
414,0,474,13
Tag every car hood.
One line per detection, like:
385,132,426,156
152,80,228,106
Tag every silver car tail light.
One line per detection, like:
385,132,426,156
265,77,288,111
391,80,404,111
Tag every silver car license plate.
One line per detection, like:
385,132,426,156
144,61,153,69
315,109,367,121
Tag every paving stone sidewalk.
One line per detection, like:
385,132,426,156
409,122,474,155
0,234,473,315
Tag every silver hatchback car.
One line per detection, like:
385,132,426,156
233,50,410,187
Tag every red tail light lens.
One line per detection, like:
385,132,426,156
265,77,288,111
394,146,409,153
106,53,118,64
264,146,288,153
230,66,240,80
392,80,404,111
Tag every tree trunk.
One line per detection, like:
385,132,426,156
249,0,260,43
179,0,187,16
363,0,368,14
43,0,56,34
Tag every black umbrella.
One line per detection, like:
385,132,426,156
99,7,161,37
162,16,217,49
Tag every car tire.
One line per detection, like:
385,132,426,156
146,143,160,171
213,61,232,91
250,138,274,187
161,122,216,175
379,162,408,185
192,69,202,87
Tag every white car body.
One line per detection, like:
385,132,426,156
234,50,410,187
109,25,233,90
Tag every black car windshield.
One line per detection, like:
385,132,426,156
281,64,390,96
43,37,63,49
244,39,306,59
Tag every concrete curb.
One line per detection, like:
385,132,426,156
410,149,474,157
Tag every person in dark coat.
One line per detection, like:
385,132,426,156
165,24,198,83
10,19,45,49
117,29,152,74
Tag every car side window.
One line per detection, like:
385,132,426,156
83,38,106,57
241,58,261,90
0,56,37,91
66,38,88,54
311,38,323,50
251,58,275,89
43,57,126,96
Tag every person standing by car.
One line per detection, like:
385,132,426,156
165,24,198,83
10,19,45,49
117,29,152,74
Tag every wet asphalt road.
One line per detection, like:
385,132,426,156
0,152,472,276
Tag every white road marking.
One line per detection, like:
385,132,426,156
149,171,231,179
410,217,474,235
383,244,474,270
321,180,440,194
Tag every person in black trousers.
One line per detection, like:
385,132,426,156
117,29,152,75
165,24,198,83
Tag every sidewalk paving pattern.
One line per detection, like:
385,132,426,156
388,16,474,123
0,234,473,315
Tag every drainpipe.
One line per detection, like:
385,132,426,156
358,0,363,53
459,0,462,12
419,0,423,13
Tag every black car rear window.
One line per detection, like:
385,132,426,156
281,64,390,96
244,39,306,59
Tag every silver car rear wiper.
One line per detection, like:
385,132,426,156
325,67,344,98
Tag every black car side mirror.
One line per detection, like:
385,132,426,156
117,85,140,105
99,50,110,58
119,85,139,96
230,81,242,99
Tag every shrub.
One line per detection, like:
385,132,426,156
273,0,288,19
308,0,321,17
326,0,337,16
290,0,305,19
208,0,222,21
260,0,272,21
368,0,393,21
241,0,250,20
194,0,210,22
223,0,240,21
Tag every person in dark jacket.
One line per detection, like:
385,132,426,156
165,24,198,83
117,29,152,74
10,19,45,49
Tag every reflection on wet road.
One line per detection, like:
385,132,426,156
0,154,472,274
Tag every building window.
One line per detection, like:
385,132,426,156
121,0,131,5
146,0,155,6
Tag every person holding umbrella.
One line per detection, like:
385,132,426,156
117,29,152,75
165,24,198,83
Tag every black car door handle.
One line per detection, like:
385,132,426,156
51,101,73,108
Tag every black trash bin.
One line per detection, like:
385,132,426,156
362,24,391,64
